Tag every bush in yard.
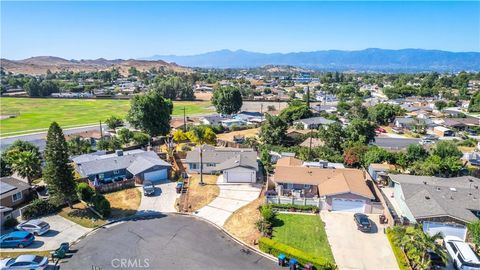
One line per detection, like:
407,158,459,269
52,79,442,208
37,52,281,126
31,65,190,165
22,199,58,219
92,193,111,217
260,204,275,222
3,218,18,229
269,203,319,212
76,182,95,203
259,237,335,270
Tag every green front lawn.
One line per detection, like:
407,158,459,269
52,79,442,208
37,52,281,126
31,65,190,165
272,213,335,263
0,97,213,136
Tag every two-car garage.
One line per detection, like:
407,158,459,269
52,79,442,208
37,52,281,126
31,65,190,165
144,169,168,182
331,198,366,213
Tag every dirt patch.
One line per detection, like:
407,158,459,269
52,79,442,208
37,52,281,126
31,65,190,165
217,128,260,141
187,175,219,211
224,197,263,247
194,91,213,101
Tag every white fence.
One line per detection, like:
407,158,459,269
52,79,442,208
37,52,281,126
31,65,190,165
266,195,322,208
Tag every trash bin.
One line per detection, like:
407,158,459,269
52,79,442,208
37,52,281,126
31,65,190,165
304,263,313,270
277,254,286,266
289,258,298,270
176,182,184,193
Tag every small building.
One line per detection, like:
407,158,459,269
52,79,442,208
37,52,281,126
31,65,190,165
184,146,258,183
294,117,336,130
433,126,455,137
0,176,32,209
368,163,395,183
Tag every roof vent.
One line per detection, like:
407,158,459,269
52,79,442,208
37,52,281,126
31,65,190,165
425,196,430,200
449,187,457,192
436,187,441,191
423,181,427,185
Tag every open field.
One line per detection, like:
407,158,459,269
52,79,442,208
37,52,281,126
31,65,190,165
272,213,335,263
0,97,213,136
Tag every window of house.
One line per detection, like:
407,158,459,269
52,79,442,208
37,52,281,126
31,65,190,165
287,183,293,189
190,163,198,169
99,173,105,180
12,192,23,202
304,184,310,189
113,170,120,175
207,163,216,167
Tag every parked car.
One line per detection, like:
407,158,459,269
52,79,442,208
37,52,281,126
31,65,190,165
375,127,387,133
353,213,372,232
16,220,50,236
0,255,48,270
423,134,439,141
143,180,155,196
392,127,404,134
427,250,446,269
444,236,480,270
0,232,35,248
420,139,436,145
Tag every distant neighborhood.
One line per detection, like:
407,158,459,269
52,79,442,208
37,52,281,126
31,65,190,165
1,63,480,270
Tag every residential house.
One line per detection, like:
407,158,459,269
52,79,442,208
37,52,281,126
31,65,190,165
271,157,376,213
184,146,258,183
463,152,480,167
73,149,171,185
388,174,480,240
0,177,32,226
433,126,455,137
200,115,228,126
441,117,480,131
221,119,247,128
294,117,336,130
299,138,324,148
394,117,434,130
312,105,337,114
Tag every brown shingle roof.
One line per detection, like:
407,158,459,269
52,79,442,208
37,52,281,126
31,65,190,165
276,157,303,167
274,166,374,199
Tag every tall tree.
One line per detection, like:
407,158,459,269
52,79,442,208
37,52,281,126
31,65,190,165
105,116,124,132
345,119,376,145
259,114,288,145
7,150,41,185
211,86,243,115
127,90,173,137
43,122,77,207
318,122,346,152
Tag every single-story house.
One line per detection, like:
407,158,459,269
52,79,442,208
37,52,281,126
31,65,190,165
234,111,264,123
184,146,258,183
271,157,375,213
73,149,171,184
200,115,228,126
221,119,247,128
0,176,32,209
388,174,480,240
441,117,480,131
463,152,480,166
299,138,325,148
312,105,337,114
294,117,336,130
433,126,455,137
394,117,434,130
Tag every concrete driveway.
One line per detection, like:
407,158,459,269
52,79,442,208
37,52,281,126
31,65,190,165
195,176,262,226
2,215,90,252
137,180,179,214
321,212,398,270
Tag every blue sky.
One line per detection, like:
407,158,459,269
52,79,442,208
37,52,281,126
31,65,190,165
1,1,479,60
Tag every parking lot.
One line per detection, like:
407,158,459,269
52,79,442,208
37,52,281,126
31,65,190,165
321,211,398,270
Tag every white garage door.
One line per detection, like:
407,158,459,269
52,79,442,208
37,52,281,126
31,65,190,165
423,222,467,240
332,198,365,213
225,171,255,183
144,169,168,182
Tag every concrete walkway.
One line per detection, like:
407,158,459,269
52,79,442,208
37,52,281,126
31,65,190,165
194,176,262,227
137,180,180,214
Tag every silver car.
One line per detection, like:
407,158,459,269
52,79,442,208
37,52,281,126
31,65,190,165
0,255,48,270
16,220,50,236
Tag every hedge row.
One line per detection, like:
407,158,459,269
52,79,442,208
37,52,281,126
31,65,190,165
259,237,335,270
22,199,58,219
269,203,319,212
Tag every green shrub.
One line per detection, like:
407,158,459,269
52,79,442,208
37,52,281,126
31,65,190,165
259,237,335,270
269,203,319,212
76,182,95,203
3,218,18,229
92,194,111,217
22,199,58,219
260,204,275,222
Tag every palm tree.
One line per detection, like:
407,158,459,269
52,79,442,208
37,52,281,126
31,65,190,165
8,150,41,185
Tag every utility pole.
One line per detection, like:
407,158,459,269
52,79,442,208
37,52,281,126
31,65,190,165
99,120,103,140
260,103,263,121
306,86,310,108
182,106,187,132
199,145,204,186
308,130,313,161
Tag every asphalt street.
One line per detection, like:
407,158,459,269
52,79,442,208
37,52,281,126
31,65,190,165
373,137,421,150
60,214,277,270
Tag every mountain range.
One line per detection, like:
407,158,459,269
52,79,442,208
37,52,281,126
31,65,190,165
145,48,480,72
0,57,189,75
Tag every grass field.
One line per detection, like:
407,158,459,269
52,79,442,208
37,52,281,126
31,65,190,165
272,213,335,262
0,97,213,136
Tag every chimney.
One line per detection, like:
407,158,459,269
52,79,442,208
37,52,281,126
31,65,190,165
116,150,123,156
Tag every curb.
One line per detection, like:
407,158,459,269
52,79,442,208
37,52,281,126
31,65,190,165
63,211,277,264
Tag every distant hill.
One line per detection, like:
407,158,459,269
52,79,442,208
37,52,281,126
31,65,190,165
0,56,190,75
144,48,480,72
